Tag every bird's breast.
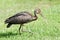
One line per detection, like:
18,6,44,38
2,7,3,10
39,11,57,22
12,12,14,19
15,16,33,23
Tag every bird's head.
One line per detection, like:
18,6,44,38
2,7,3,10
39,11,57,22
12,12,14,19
34,8,41,14
34,8,43,17
34,8,48,24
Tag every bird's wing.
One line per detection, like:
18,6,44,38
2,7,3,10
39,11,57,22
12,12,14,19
15,15,33,23
5,11,33,23
8,11,33,19
5,14,33,23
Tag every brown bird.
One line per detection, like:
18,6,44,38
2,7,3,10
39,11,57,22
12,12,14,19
5,8,46,34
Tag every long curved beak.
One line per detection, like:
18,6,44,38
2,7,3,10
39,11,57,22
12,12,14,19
40,13,48,24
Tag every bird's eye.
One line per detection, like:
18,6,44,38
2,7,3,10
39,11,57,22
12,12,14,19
36,10,40,14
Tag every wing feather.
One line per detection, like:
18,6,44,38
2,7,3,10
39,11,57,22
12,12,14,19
5,11,33,23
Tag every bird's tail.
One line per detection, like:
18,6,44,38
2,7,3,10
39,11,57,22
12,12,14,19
5,19,9,24
7,23,12,28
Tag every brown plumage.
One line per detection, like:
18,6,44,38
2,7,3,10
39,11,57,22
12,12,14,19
5,8,44,34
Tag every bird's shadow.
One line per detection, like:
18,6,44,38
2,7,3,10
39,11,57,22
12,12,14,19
0,32,18,38
0,31,33,38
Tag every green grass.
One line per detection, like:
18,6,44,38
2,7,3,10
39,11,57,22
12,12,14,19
0,0,60,40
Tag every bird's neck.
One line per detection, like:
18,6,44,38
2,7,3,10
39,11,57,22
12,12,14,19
33,11,38,20
34,11,37,17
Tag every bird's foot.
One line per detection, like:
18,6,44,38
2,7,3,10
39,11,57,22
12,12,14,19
19,32,21,35
22,30,33,34
23,30,33,37
18,31,22,35
17,30,21,35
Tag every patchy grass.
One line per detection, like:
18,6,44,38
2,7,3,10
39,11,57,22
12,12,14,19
0,0,60,40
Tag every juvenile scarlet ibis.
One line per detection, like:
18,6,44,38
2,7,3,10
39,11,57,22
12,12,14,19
5,8,46,34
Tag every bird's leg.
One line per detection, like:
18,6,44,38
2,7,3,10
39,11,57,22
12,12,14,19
21,25,24,32
21,24,24,31
22,27,33,34
19,24,22,34
25,29,33,34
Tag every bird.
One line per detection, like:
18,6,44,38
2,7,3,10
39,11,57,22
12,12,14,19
5,8,45,34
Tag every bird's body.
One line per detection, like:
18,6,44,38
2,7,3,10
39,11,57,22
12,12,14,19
5,11,37,24
5,8,44,34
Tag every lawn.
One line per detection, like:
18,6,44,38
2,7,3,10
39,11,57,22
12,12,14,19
0,0,60,40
